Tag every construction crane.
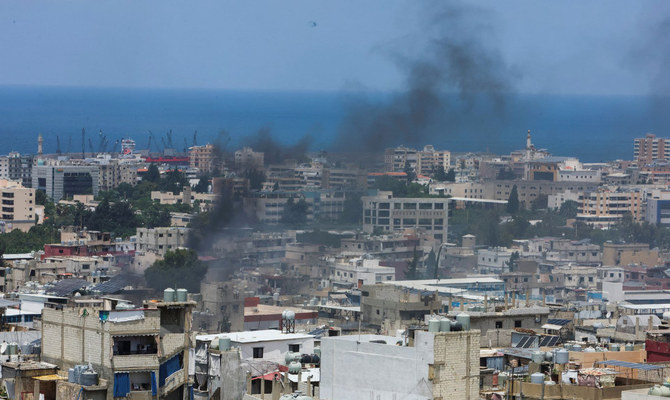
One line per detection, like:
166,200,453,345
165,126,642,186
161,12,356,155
193,131,198,146
112,139,120,153
56,136,62,154
81,128,86,158
67,135,72,153
167,129,174,149
98,130,106,153
88,138,95,154
183,138,188,153
146,135,153,152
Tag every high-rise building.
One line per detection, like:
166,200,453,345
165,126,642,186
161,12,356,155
634,133,670,164
32,165,99,201
189,144,218,174
0,179,42,232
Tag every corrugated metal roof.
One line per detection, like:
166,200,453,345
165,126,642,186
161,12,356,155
46,279,89,297
596,360,663,371
91,274,136,294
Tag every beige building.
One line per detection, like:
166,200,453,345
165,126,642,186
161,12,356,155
577,187,646,228
151,187,217,212
0,179,43,232
189,144,217,174
136,227,190,256
234,146,264,170
416,145,451,176
602,242,660,267
41,299,195,400
98,160,139,191
634,133,670,164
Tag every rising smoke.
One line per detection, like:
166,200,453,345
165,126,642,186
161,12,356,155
335,1,516,152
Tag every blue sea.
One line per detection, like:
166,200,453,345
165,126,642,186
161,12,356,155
0,85,668,162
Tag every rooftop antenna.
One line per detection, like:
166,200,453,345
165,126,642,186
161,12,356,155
55,136,61,155
193,131,198,146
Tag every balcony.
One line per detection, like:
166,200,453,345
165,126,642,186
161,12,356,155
112,354,159,370
161,368,185,396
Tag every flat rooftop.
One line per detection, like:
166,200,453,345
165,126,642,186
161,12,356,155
196,329,314,344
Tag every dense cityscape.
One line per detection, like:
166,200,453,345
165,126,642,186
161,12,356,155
3,0,670,399
0,129,668,399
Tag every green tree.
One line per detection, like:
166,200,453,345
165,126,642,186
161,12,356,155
341,193,363,224
244,169,266,191
559,200,579,218
425,248,437,279
506,251,520,272
403,163,416,183
159,169,188,194
507,185,519,214
194,176,210,193
144,249,207,292
281,197,309,225
445,168,456,182
433,166,448,182
145,164,161,183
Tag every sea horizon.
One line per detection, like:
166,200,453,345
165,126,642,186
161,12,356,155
1,85,667,162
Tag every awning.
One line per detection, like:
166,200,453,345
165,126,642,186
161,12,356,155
542,324,564,330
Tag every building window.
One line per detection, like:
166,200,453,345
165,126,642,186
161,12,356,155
288,344,300,352
514,320,522,328
253,347,264,358
495,321,503,329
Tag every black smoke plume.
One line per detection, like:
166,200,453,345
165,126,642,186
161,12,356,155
335,1,516,152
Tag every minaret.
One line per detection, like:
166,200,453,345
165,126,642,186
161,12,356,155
526,130,532,150
38,133,43,155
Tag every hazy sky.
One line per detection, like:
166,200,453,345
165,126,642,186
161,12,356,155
0,1,668,95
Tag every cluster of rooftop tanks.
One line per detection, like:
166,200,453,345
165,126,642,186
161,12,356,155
427,312,471,332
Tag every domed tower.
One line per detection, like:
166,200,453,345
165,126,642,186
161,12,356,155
38,133,43,155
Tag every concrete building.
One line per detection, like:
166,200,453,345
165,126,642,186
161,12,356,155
645,190,670,225
0,179,42,232
135,227,190,256
577,187,646,227
362,191,448,241
489,180,598,209
97,159,139,191
242,190,347,224
384,146,418,173
234,146,264,170
602,242,660,267
360,284,442,329
547,190,580,210
198,330,316,365
0,152,34,188
477,247,513,274
32,165,100,201
198,280,245,333
416,145,451,176
41,298,195,400
320,330,480,400
189,143,217,174
634,133,670,164
330,258,395,288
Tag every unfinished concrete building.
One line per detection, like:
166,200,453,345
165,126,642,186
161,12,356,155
41,297,195,399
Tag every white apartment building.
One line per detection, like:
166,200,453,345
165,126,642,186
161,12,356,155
362,191,448,241
477,247,512,274
330,258,395,288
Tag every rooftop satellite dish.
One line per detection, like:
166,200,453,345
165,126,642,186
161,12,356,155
1,343,7,354
606,312,612,318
